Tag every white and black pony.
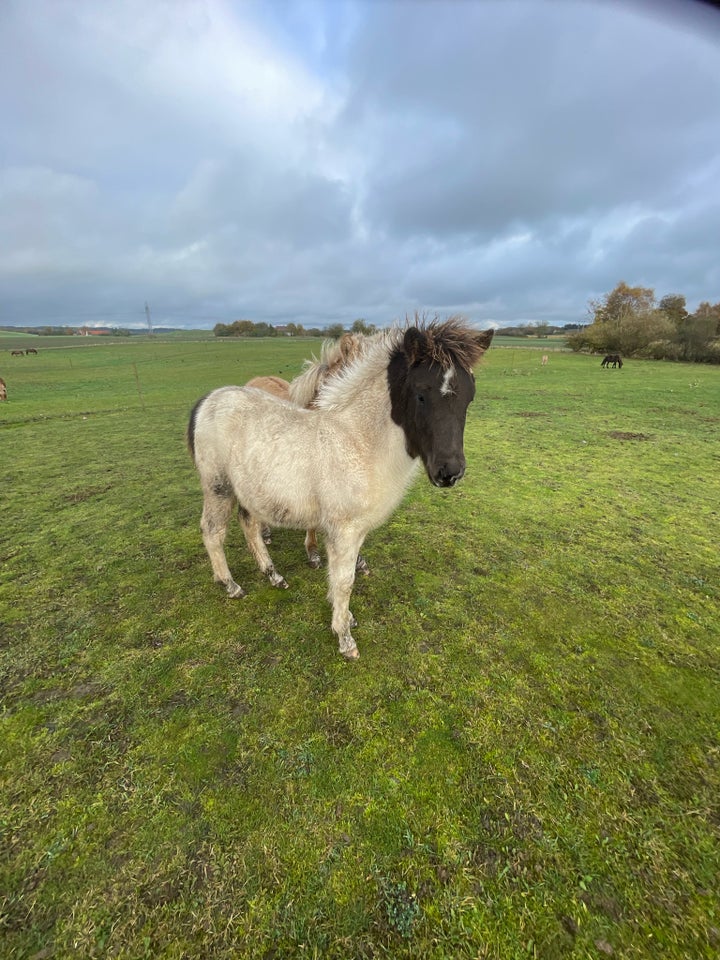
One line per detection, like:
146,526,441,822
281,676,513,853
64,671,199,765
187,318,493,659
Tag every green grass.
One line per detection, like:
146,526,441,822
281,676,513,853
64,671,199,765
1,339,719,958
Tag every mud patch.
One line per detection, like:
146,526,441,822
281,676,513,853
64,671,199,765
608,431,652,441
65,483,113,503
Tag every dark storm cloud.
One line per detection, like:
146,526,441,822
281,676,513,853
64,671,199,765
1,0,719,328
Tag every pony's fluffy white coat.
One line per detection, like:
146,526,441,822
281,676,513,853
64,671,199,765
190,319,491,658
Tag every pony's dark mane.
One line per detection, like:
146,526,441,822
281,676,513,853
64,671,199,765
313,315,491,412
406,314,488,372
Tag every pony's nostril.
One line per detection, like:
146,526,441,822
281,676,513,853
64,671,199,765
434,463,465,487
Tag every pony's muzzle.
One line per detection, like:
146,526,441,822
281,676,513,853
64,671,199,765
431,460,466,488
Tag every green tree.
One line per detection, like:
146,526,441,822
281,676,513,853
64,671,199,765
658,294,688,329
351,319,377,335
325,323,345,339
678,303,720,362
249,322,276,337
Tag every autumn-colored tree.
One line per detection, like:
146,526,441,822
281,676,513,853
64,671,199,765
569,283,720,362
571,281,671,357
588,281,656,327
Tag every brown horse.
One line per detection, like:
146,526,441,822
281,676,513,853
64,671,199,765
25,347,38,355
245,375,290,400
10,350,24,356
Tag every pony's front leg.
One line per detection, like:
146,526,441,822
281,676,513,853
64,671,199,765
200,492,245,598
238,510,289,589
326,531,364,659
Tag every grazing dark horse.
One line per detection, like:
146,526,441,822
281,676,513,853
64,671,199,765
10,350,24,356
601,354,623,368
188,317,494,659
25,347,38,355
0,377,6,401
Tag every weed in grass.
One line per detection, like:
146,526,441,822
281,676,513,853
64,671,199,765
377,876,420,938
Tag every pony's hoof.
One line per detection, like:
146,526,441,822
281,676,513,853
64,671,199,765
342,645,360,661
262,529,272,545
355,556,370,576
270,576,289,590
226,582,246,598
308,552,322,570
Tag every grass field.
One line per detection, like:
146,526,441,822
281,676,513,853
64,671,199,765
1,335,719,958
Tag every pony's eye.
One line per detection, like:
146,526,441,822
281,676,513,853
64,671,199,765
416,393,425,404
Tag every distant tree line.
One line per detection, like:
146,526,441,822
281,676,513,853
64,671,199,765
500,322,581,338
1,326,133,336
568,282,720,363
213,319,378,338
0,326,75,336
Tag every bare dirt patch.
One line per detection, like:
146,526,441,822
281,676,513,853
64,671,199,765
608,431,652,441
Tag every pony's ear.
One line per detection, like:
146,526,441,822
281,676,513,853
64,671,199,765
404,327,427,365
474,329,494,353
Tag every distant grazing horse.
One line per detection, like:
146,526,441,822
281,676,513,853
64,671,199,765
247,332,369,572
188,318,494,659
25,347,38,355
601,354,623,368
0,377,6,401
541,355,548,365
10,350,24,356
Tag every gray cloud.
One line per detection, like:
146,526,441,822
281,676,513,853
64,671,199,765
1,0,719,328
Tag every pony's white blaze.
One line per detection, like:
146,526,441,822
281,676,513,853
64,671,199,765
440,364,456,396
188,318,493,659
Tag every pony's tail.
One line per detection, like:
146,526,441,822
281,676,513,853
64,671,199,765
187,395,207,463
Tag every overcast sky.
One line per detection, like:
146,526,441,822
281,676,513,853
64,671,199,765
2,0,719,329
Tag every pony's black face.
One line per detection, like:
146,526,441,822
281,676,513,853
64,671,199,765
388,338,477,488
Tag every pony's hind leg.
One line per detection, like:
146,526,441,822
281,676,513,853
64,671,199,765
238,509,289,589
305,529,322,569
200,489,245,598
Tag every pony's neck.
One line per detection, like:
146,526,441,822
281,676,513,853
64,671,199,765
313,331,401,413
